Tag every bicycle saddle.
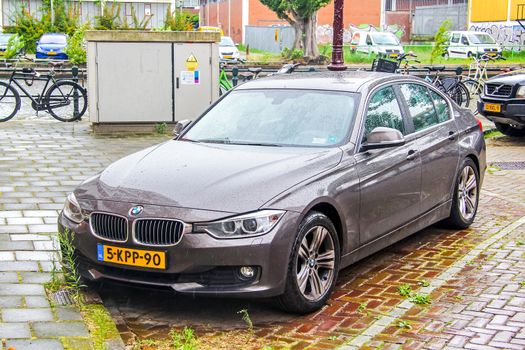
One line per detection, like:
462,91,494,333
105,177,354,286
425,65,445,72
49,61,64,68
248,67,263,74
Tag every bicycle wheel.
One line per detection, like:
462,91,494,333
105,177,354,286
463,79,483,114
46,80,87,122
448,81,470,108
0,81,20,122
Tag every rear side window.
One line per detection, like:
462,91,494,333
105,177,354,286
351,33,360,45
430,90,450,123
363,86,405,141
400,84,439,132
451,33,460,43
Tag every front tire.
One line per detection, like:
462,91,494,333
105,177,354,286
0,81,20,122
276,212,340,314
46,80,87,122
494,122,525,137
442,158,480,229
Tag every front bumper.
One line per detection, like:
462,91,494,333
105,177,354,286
478,97,525,127
58,208,299,298
36,52,68,60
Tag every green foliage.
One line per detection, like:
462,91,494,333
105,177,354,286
121,4,152,30
154,122,168,134
65,24,88,64
281,47,304,60
3,34,25,59
237,309,253,331
397,319,412,329
431,19,452,64
418,280,430,287
357,303,366,312
398,284,412,297
170,327,198,350
410,293,431,305
163,5,193,31
517,240,525,246
82,304,121,350
95,2,122,30
260,0,330,20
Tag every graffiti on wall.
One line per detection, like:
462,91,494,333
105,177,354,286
316,23,406,44
469,22,525,49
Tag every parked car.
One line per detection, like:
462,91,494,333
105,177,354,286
36,33,68,60
350,31,404,58
219,36,240,62
59,71,486,314
445,31,502,59
0,33,14,56
478,70,525,136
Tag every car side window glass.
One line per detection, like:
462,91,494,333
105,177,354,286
430,90,450,123
363,86,405,141
366,35,373,45
451,33,460,43
461,35,469,46
400,84,439,132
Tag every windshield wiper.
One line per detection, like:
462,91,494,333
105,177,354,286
195,138,232,144
233,141,283,147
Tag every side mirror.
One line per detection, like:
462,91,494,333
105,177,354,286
361,127,405,151
173,119,192,138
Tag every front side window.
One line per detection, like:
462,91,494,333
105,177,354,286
363,86,405,141
461,35,470,46
400,84,439,132
184,89,358,147
451,33,460,43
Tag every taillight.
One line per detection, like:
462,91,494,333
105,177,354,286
476,118,483,132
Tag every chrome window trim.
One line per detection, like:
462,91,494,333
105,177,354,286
89,212,129,243
132,217,191,247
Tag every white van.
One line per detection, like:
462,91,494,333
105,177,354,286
350,31,404,58
445,31,502,59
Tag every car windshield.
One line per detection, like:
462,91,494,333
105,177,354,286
40,35,66,44
220,37,235,47
184,89,357,147
0,34,12,45
467,33,495,44
371,33,399,45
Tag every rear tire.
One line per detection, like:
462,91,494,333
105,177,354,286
46,80,87,122
442,158,480,229
276,212,340,314
0,82,20,122
494,122,525,137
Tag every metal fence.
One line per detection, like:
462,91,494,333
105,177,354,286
412,4,468,36
245,26,295,54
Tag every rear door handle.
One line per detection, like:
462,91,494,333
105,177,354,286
406,149,418,161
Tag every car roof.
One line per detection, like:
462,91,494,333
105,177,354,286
42,32,66,37
449,31,491,35
234,71,416,93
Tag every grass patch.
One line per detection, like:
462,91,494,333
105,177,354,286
484,130,504,139
154,122,168,135
410,293,431,305
398,284,412,297
81,304,121,350
171,327,198,350
418,280,430,287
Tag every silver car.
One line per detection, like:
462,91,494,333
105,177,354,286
59,71,486,314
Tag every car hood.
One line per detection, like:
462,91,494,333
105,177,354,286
38,44,65,51
219,46,238,54
488,72,525,85
75,140,343,213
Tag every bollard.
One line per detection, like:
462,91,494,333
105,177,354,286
72,65,79,118
232,66,239,87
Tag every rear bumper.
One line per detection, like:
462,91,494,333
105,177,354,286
478,98,525,127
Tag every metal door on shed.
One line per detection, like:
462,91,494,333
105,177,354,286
173,43,215,121
96,42,173,122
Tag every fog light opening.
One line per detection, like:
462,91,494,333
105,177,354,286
239,266,255,279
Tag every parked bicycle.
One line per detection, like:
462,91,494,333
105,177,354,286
0,59,87,122
423,66,470,108
463,53,506,112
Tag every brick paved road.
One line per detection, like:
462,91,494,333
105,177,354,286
0,119,166,349
1,119,524,350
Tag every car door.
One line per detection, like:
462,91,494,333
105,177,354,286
398,83,459,214
449,33,461,58
461,35,471,57
356,85,422,245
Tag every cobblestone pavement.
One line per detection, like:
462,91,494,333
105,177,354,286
1,119,525,350
0,120,166,349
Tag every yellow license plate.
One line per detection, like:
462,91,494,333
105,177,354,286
97,244,166,269
484,103,501,112
389,53,399,58
224,55,233,59
47,51,57,55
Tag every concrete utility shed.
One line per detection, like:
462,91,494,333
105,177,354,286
85,30,220,133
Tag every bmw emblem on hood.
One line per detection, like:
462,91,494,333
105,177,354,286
129,206,144,217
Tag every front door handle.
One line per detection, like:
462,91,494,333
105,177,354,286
448,131,456,140
406,149,418,161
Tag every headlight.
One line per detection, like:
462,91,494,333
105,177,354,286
193,210,285,238
516,86,525,99
62,193,84,224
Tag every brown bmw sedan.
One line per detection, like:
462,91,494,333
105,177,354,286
59,71,486,314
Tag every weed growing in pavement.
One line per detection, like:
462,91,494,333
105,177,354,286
487,165,501,174
418,280,430,287
397,320,412,329
82,304,120,350
154,122,168,134
357,303,367,313
520,281,525,287
483,130,504,139
237,309,254,332
410,294,431,305
516,240,525,246
398,284,412,297
261,346,274,350
454,295,464,301
170,327,198,350
327,335,338,341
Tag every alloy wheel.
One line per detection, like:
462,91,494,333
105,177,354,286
296,226,335,301
457,165,478,221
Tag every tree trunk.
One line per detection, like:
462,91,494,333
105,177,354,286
291,21,304,51
302,13,320,60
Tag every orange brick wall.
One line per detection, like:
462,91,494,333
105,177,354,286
201,0,244,43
